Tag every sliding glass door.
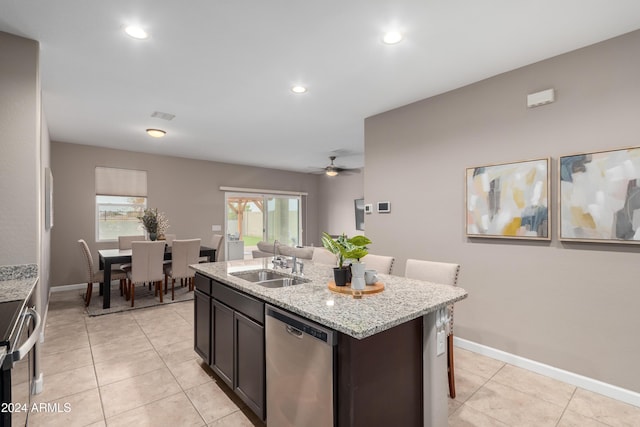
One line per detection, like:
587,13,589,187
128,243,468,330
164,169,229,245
225,192,301,260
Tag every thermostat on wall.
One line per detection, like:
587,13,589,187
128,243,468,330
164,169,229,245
377,201,391,213
364,204,373,214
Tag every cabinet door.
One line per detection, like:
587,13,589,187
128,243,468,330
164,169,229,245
194,290,210,363
211,300,234,388
234,311,265,420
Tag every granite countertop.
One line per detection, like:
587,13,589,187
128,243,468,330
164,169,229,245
0,264,38,303
191,258,468,339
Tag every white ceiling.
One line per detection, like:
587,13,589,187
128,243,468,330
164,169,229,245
2,1,640,173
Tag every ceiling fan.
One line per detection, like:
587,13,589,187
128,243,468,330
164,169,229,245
323,156,361,176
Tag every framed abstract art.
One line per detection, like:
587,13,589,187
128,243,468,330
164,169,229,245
466,158,549,240
559,146,640,243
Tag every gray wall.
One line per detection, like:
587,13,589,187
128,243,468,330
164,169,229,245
0,31,40,265
364,30,640,392
50,141,321,286
317,172,364,238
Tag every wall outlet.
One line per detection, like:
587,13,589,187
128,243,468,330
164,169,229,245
436,330,445,356
212,225,221,231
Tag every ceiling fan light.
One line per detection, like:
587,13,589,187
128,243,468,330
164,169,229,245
125,26,149,40
146,128,166,138
326,169,338,177
382,31,403,45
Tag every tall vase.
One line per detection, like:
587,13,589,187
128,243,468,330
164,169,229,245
350,262,366,290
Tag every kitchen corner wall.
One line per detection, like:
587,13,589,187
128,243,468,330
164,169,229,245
317,172,364,238
364,30,640,392
50,142,320,287
0,32,40,265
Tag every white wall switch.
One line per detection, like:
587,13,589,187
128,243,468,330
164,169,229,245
436,330,445,356
212,225,222,231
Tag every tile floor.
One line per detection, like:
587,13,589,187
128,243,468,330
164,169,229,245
25,289,640,426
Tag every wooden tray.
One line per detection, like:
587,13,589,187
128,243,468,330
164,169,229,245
327,281,384,295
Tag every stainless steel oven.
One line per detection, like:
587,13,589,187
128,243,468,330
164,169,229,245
1,302,42,427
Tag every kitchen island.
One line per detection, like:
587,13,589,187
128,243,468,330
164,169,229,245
191,258,467,427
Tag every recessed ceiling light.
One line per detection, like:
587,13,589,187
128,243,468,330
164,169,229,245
146,128,166,138
382,31,403,45
291,85,307,94
125,26,149,40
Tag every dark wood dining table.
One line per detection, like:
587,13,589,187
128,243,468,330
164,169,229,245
98,245,216,309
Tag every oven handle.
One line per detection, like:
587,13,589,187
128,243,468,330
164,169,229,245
11,307,42,364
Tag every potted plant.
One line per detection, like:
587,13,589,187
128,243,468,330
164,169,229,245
139,208,169,241
321,232,372,286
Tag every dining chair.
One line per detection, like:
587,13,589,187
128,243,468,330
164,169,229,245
118,234,146,249
361,254,395,274
125,241,166,307
199,234,224,262
405,258,461,398
78,239,127,306
311,247,338,266
164,238,201,300
164,234,176,247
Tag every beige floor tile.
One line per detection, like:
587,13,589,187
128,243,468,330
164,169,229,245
155,337,198,365
207,408,264,427
41,345,94,376
186,380,246,424
87,322,146,346
138,314,191,337
84,421,106,427
167,358,215,390
44,320,87,338
566,388,640,427
32,365,97,404
491,364,576,406
94,348,165,386
29,387,104,427
100,367,182,418
455,348,505,379
454,366,489,403
85,311,135,333
557,409,612,427
90,333,154,364
41,328,90,354
147,323,195,348
448,398,462,416
106,392,205,427
448,404,510,427
465,379,564,427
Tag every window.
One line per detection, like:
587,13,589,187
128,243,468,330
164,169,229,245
95,167,147,242
96,196,146,241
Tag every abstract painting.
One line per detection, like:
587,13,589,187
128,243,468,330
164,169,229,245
466,158,549,239
560,147,640,243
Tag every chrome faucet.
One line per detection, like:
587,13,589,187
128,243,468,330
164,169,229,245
291,255,304,276
272,240,287,269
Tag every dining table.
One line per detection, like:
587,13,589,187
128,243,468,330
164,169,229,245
98,245,216,309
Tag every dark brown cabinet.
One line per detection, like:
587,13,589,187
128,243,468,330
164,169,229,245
211,299,234,387
194,273,265,421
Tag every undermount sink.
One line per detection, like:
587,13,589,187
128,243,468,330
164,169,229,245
230,269,309,288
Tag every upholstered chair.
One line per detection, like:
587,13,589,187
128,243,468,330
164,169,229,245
164,239,201,300
361,254,395,275
118,234,146,250
78,239,127,306
199,234,224,262
405,259,461,398
311,247,338,266
164,234,176,247
125,241,166,307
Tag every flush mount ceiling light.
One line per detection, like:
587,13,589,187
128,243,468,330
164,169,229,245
382,31,403,45
146,128,166,138
291,85,307,94
124,25,149,40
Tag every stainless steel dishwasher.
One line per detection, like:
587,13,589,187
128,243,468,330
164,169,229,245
265,305,337,427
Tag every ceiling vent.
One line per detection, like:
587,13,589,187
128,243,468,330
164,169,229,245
151,111,176,121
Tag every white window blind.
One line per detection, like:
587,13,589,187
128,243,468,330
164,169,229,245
95,167,147,197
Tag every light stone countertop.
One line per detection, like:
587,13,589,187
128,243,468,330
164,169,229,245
191,258,468,339
0,264,38,303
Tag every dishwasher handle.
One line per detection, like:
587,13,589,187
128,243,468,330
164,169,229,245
266,305,336,346
11,306,42,364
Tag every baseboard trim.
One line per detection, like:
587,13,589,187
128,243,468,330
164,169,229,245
454,337,640,408
50,283,85,292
